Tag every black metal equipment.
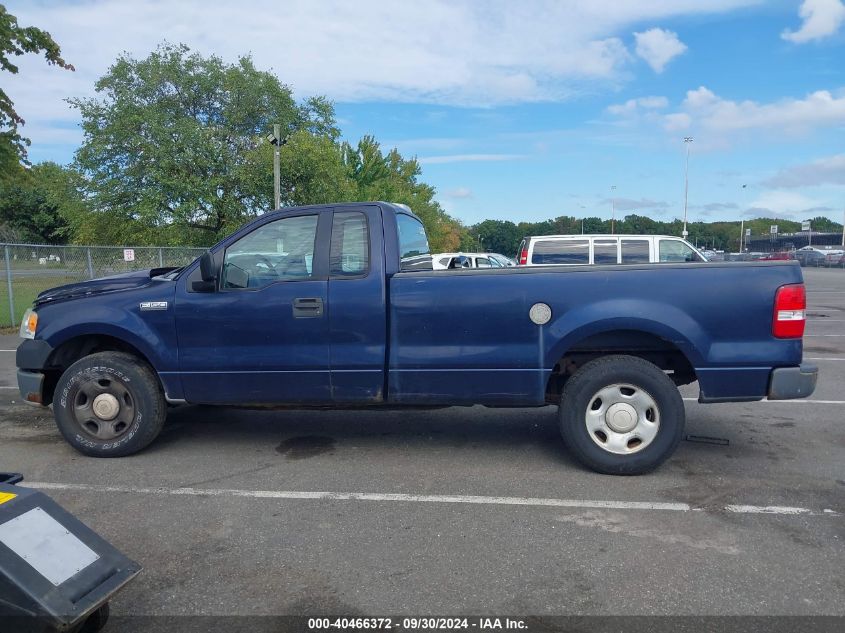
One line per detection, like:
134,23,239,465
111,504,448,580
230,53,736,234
0,473,140,632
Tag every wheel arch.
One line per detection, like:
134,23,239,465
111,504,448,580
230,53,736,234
42,333,162,405
544,324,700,403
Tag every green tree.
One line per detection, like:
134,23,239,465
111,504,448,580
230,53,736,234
0,162,73,242
470,219,521,255
340,136,464,252
1,4,73,177
805,216,841,233
69,43,337,246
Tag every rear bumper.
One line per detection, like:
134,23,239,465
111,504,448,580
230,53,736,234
17,369,48,405
767,364,818,400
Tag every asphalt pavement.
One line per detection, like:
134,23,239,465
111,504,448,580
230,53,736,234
0,267,842,626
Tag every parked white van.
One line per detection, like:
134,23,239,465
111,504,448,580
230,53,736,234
516,235,706,266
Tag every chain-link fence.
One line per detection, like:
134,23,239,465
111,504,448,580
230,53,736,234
0,243,206,328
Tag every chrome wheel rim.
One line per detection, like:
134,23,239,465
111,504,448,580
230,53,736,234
72,374,136,441
584,383,660,455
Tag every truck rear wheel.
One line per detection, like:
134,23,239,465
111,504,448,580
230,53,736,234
53,351,166,457
559,355,685,475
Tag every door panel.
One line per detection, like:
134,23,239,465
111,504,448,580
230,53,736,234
175,211,331,404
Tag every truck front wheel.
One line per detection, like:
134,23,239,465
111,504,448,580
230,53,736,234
559,355,685,475
53,351,166,457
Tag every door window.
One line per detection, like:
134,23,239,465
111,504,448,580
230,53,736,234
659,239,702,263
330,212,369,277
620,240,650,264
222,215,318,289
476,257,492,268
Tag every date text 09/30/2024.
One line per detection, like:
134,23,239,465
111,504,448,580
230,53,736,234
307,617,527,630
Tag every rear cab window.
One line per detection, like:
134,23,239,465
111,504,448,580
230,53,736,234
397,214,432,271
330,211,369,277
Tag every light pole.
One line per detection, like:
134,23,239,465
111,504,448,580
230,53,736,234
682,137,693,238
265,124,289,209
610,186,617,235
580,205,586,234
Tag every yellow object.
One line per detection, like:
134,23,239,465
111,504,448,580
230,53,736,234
0,492,17,505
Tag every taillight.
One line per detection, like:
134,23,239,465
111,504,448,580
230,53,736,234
773,284,806,338
519,248,528,265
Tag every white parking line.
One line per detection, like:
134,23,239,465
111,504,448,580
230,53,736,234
805,334,845,337
20,481,839,517
682,397,845,404
806,357,845,361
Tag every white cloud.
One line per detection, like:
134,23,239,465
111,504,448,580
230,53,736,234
600,197,669,211
418,154,524,165
782,0,845,43
443,187,473,199
763,154,845,188
633,28,688,72
662,86,845,135
606,95,668,115
748,190,825,216
3,0,761,155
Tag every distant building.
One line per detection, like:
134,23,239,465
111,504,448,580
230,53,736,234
746,232,843,252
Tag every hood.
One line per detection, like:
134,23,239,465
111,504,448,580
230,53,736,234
34,267,177,306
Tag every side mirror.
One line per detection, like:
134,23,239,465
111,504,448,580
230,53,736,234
199,250,216,282
192,251,217,292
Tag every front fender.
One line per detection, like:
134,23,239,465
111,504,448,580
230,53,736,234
544,299,708,368
36,302,177,372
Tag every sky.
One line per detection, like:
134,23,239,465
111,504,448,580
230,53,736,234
5,0,845,226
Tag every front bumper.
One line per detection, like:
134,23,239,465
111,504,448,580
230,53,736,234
15,338,53,371
16,339,55,406
767,364,818,400
17,369,48,405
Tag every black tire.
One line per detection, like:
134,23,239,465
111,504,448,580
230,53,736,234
559,355,685,475
53,351,166,457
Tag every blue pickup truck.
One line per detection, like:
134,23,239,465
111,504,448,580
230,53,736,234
16,202,817,474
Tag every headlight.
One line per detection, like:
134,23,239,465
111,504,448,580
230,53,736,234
19,309,38,339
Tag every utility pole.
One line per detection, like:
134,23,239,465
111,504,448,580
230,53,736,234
682,137,693,238
740,219,744,253
610,185,616,235
842,207,844,247
266,125,288,209
273,123,281,209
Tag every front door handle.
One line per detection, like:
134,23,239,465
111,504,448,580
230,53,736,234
292,297,324,318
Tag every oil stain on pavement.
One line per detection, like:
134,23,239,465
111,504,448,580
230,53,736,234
276,435,336,459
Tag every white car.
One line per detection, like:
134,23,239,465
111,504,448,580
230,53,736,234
516,234,706,266
433,252,515,270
